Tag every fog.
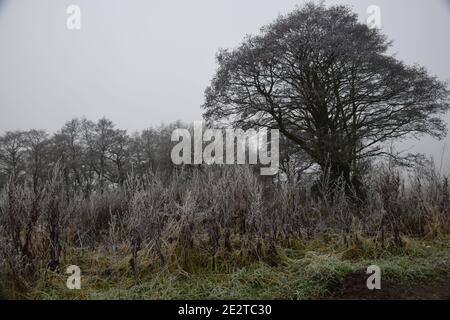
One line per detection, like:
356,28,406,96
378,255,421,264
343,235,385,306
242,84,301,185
0,0,449,169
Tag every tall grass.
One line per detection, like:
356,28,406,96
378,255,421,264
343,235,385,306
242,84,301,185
0,162,449,298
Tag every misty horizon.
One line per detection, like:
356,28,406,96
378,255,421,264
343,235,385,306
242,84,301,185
1,0,450,169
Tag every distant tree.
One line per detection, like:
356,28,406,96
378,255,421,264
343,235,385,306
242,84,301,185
93,118,117,191
24,129,49,193
55,118,84,191
108,129,130,187
203,3,450,192
278,135,313,183
79,118,117,192
0,131,27,182
139,128,160,174
129,123,183,181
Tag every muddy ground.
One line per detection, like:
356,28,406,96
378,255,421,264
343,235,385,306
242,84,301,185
329,271,450,300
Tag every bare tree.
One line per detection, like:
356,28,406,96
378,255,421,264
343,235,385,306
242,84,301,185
108,129,130,187
79,118,118,193
0,131,27,183
53,118,84,191
93,118,116,192
24,130,49,193
203,3,450,192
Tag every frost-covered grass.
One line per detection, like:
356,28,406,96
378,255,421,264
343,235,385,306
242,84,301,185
4,237,448,300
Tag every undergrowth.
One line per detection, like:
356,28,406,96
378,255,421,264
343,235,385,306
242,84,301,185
3,236,448,300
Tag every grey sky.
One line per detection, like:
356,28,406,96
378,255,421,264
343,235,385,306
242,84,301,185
0,0,449,167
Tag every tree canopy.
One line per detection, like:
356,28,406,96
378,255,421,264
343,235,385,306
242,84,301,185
203,3,450,186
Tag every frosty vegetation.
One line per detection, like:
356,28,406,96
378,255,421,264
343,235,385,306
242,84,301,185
0,3,449,298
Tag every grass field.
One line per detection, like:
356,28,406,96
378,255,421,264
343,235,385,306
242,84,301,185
4,236,448,300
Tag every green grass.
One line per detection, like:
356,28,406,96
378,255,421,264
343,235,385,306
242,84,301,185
4,237,450,300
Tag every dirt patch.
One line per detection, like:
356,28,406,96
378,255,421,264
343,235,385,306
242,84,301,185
329,271,450,300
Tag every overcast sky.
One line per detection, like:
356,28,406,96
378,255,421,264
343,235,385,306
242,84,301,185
0,0,449,167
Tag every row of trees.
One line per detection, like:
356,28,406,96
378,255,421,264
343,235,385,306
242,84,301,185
0,118,311,195
2,4,449,199
0,118,181,194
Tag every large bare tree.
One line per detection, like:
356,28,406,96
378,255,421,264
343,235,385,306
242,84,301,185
203,3,450,189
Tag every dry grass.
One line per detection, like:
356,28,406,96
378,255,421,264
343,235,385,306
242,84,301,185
0,163,449,299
